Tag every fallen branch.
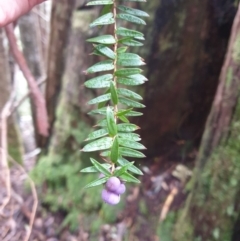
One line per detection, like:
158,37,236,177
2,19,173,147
5,24,49,137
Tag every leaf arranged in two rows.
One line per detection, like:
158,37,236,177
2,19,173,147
117,5,149,17
117,13,146,25
90,13,115,27
87,0,113,6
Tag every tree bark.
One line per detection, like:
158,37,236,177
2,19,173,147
171,4,240,241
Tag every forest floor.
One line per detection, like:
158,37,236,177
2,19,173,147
0,142,195,241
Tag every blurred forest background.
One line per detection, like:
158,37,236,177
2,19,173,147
0,0,240,240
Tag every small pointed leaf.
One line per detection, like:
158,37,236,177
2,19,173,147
116,27,144,39
125,110,143,116
117,157,143,175
87,0,113,5
117,123,139,132
117,88,143,100
117,46,128,53
90,13,115,27
117,5,149,17
110,136,119,163
110,82,118,104
117,77,144,86
87,35,116,44
106,106,117,136
119,97,145,108
86,129,108,141
119,138,146,150
84,177,109,189
115,68,142,77
90,158,111,176
117,108,132,116
86,60,114,74
119,147,145,158
88,93,111,105
118,115,129,123
119,172,140,183
85,74,112,88
118,133,141,141
117,13,146,25
94,45,115,59
80,163,111,173
82,137,112,152
118,37,143,46
114,162,134,176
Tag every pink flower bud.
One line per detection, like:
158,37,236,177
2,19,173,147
114,183,126,195
101,189,120,205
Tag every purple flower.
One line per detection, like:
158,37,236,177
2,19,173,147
106,177,121,192
114,183,126,195
101,189,120,205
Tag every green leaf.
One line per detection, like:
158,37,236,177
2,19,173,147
87,35,116,44
123,0,146,2
119,147,145,158
96,119,107,127
110,136,119,163
86,129,108,141
117,53,145,67
125,111,143,116
94,45,115,59
117,108,132,116
88,93,111,105
119,138,146,150
85,74,112,88
118,115,129,123
117,88,143,100
128,74,147,81
117,157,143,175
118,132,141,141
117,13,146,25
80,163,111,173
86,60,114,74
117,123,139,132
88,107,111,115
100,150,110,157
118,37,143,46
82,137,112,152
114,162,134,176
115,68,142,77
101,4,113,15
119,172,140,183
116,27,144,39
90,158,111,176
87,0,113,5
90,13,115,27
117,46,128,53
117,77,144,86
119,97,145,108
117,5,149,17
84,177,109,189
110,82,118,104
106,106,117,136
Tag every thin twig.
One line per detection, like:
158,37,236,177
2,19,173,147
0,148,38,241
5,24,49,137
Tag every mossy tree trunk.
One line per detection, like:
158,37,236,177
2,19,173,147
171,5,240,241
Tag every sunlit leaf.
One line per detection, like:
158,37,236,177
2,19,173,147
117,5,149,17
90,13,115,27
82,137,112,152
85,74,112,88
117,46,128,53
117,13,146,25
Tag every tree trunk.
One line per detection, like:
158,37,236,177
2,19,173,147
171,4,240,241
138,0,236,157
